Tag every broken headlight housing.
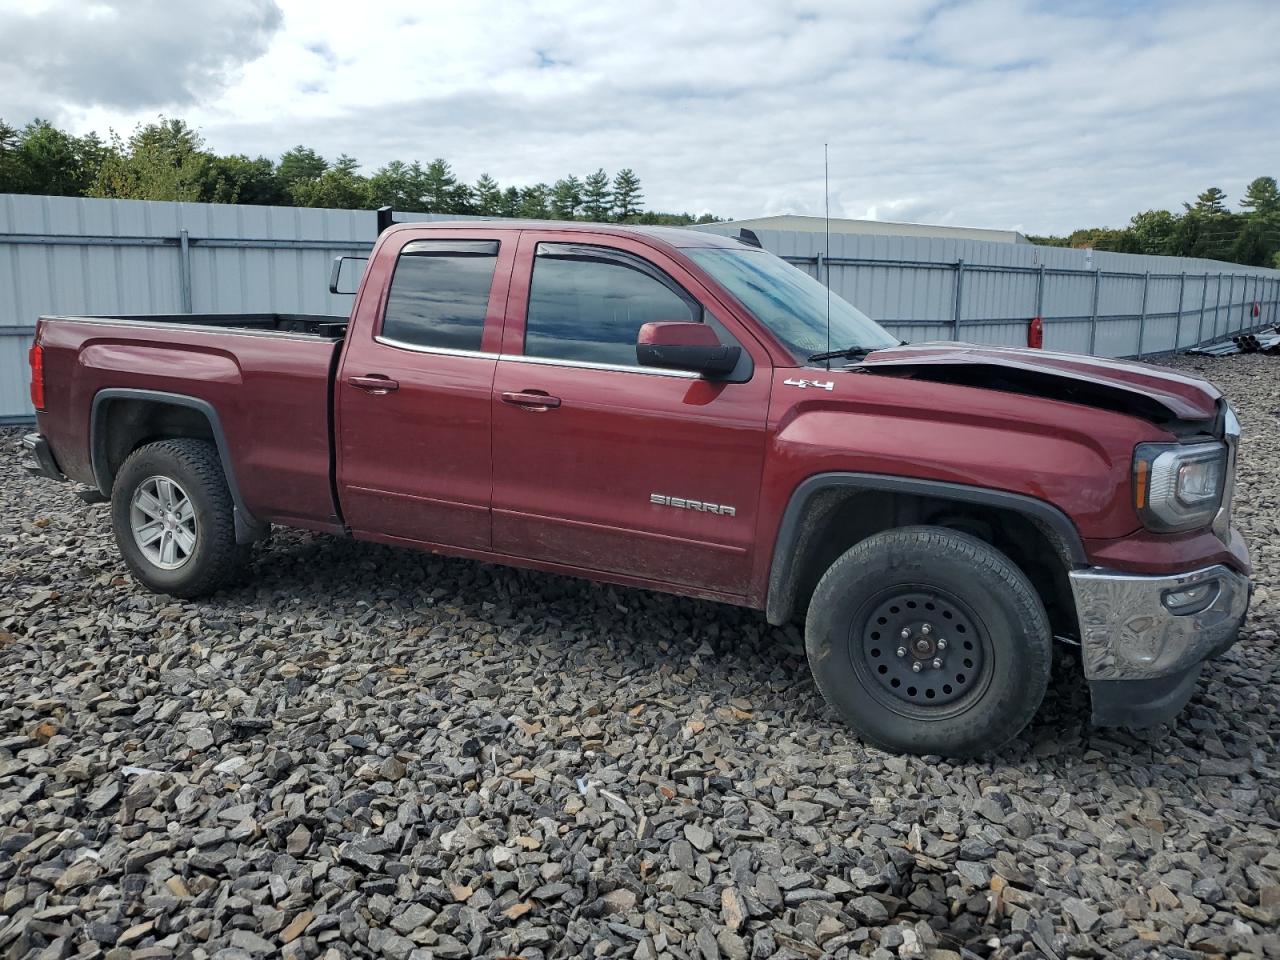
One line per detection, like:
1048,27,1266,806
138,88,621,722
1133,441,1228,533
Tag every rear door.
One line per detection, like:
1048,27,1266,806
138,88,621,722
490,232,771,597
336,230,514,550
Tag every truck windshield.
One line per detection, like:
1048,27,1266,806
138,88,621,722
686,247,898,362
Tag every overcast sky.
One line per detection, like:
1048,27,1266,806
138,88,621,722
1,0,1277,234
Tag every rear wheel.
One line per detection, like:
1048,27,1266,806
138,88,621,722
111,439,248,598
805,526,1051,756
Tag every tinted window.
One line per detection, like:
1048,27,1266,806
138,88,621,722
382,240,499,351
525,245,700,365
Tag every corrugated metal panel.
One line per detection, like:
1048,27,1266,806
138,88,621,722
4,194,1280,422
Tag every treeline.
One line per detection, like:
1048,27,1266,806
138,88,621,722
1028,181,1280,269
0,116,724,226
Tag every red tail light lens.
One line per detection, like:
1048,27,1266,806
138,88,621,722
29,343,45,411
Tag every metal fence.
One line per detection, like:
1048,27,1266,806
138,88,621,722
3,193,1279,423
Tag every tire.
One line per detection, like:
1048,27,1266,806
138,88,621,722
110,438,249,598
805,525,1051,757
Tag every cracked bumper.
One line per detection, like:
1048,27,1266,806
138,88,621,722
1069,555,1250,727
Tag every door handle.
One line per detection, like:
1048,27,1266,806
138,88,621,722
501,390,561,410
348,375,399,395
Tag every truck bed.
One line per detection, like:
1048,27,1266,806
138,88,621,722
35,313,346,533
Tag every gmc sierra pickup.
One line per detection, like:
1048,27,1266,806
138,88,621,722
22,220,1250,756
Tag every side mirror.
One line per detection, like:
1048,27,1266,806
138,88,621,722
329,256,368,295
636,322,741,377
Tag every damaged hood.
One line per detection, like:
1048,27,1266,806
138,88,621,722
851,343,1222,424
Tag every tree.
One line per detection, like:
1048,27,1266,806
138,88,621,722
278,146,328,187
1186,186,1228,216
0,119,19,192
1241,176,1280,217
289,166,371,208
89,118,209,201
369,160,426,210
419,159,458,212
1128,209,1178,256
580,168,611,221
550,175,582,219
473,174,502,216
499,186,522,218
205,154,283,205
518,184,551,219
611,168,643,221
8,119,109,196
1229,218,1274,267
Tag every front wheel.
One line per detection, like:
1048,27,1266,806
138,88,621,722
110,438,249,598
805,526,1051,757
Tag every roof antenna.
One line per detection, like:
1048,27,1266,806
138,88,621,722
824,142,831,371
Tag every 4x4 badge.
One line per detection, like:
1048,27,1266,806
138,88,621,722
784,378,835,391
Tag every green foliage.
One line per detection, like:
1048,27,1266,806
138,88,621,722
612,168,643,221
89,118,209,201
1,115,718,223
3,119,110,196
1041,179,1280,268
473,174,502,216
278,146,328,186
550,176,582,219
580,168,612,222
1241,176,1280,216
1186,186,1228,216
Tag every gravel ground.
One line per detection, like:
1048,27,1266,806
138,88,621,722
2,352,1278,960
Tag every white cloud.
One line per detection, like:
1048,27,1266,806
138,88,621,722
1,0,1277,234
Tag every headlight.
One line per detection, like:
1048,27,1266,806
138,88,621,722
1133,441,1227,532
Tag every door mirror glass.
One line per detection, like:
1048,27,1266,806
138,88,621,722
636,321,742,377
329,256,368,295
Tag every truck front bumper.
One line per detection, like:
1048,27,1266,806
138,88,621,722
1069,556,1250,727
22,433,65,482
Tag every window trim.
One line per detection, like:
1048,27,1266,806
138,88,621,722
376,240,502,352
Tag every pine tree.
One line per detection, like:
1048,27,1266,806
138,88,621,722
611,168,643,221
278,146,328,186
580,168,611,221
500,186,522,218
422,159,458,212
1241,176,1280,216
1186,187,1228,216
550,175,583,219
518,184,550,219
473,174,502,216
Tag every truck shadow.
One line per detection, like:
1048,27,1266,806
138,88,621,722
221,528,1198,770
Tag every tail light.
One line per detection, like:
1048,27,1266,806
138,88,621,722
29,342,45,411
1027,316,1044,349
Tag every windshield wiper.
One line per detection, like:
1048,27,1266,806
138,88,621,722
806,339,907,364
806,345,877,363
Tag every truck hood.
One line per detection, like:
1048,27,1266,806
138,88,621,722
851,342,1221,426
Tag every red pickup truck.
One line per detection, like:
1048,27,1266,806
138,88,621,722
22,220,1250,756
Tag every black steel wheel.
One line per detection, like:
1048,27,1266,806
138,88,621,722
853,588,991,718
805,525,1051,757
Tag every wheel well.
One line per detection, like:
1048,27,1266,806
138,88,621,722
94,398,216,494
770,488,1078,638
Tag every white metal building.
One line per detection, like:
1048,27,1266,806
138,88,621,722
712,214,1029,245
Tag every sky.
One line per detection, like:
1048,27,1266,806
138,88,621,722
0,0,1277,235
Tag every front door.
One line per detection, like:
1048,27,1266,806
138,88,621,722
491,234,771,597
337,233,514,550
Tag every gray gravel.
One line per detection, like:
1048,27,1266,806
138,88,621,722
2,352,1279,960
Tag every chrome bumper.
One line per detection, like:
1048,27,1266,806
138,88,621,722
1069,561,1250,681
